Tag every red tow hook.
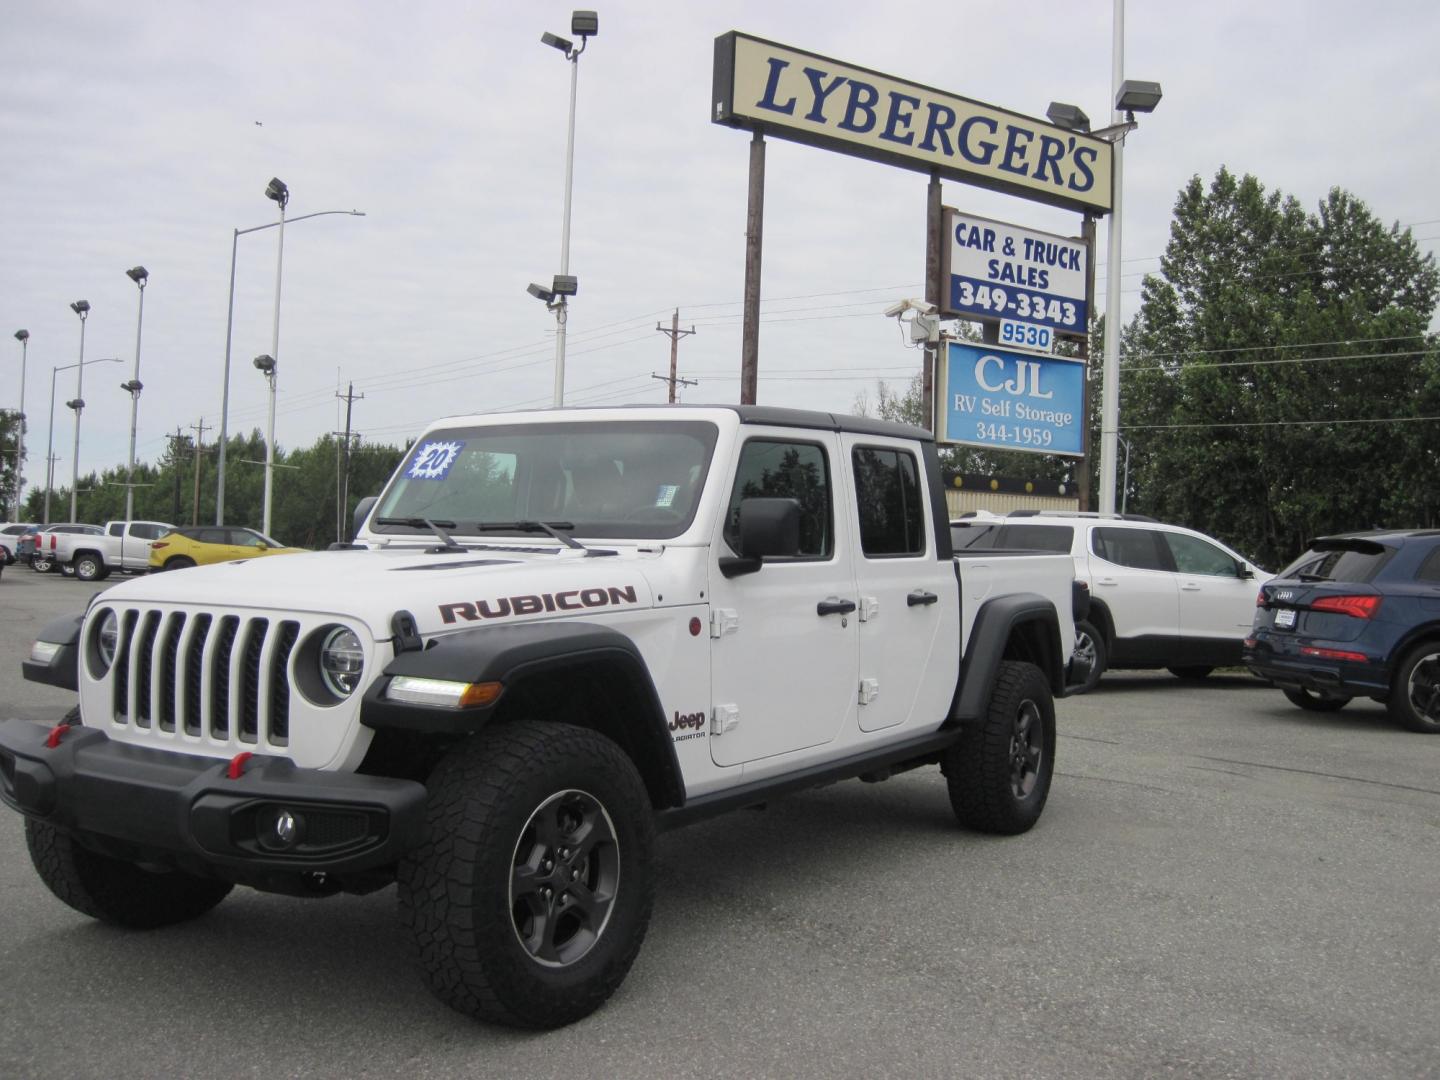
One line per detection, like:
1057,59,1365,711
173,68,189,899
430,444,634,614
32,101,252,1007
226,751,254,780
44,724,71,749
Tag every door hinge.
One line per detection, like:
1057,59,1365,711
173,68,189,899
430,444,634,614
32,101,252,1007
859,596,880,622
858,678,880,705
710,608,739,639
711,704,740,736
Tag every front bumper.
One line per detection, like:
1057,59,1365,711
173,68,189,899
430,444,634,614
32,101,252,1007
0,718,426,876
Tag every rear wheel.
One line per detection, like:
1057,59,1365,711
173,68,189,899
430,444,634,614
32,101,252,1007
1388,644,1440,733
398,721,655,1028
31,553,54,573
74,553,108,582
944,660,1055,835
164,556,196,571
1071,621,1106,694
25,820,232,928
1283,687,1351,712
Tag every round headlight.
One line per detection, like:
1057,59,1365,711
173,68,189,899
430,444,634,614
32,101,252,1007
96,609,119,672
319,627,364,698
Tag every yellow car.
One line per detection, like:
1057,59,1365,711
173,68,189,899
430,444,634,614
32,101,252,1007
148,526,306,571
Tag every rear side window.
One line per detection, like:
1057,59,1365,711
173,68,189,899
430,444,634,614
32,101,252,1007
1092,527,1167,571
1163,532,1239,577
1279,545,1393,583
1416,547,1440,583
995,524,1074,553
852,447,925,557
951,522,999,549
130,523,167,540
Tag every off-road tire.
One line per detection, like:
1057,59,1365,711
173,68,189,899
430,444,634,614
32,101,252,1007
1283,687,1351,712
397,721,655,1028
25,821,232,929
1168,666,1214,680
74,553,108,582
1071,621,1106,694
163,556,196,571
944,660,1055,835
1388,643,1440,733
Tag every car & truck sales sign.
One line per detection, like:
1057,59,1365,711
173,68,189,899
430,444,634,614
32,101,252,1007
712,32,1113,214
942,211,1089,337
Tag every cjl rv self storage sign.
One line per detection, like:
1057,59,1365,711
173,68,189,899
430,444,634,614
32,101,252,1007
940,341,1085,457
941,210,1089,338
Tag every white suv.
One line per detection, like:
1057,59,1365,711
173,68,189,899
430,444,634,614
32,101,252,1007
952,512,1271,690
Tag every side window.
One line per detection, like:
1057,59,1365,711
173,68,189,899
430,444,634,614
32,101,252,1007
1164,532,1238,577
1092,526,1167,571
1415,547,1440,583
108,522,124,536
130,523,165,540
197,528,228,544
723,439,832,559
852,446,925,557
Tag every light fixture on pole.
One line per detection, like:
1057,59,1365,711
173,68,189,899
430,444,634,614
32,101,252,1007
1097,72,1162,517
257,177,289,538
67,300,89,522
532,10,597,407
45,355,120,525
253,353,277,536
12,329,28,515
122,265,148,521
214,207,365,526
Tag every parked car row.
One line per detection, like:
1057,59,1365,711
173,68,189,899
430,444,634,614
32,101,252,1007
0,520,306,579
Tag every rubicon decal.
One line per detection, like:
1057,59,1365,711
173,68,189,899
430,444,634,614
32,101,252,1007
440,585,640,624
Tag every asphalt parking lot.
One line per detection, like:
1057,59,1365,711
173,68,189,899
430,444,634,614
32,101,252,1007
0,568,1437,1079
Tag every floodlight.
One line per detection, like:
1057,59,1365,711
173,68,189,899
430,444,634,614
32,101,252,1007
571,10,598,37
1116,80,1162,114
527,282,555,302
252,353,276,373
1046,102,1090,132
126,265,149,285
70,300,90,316
542,31,572,53
551,274,578,297
264,177,289,207
14,329,28,342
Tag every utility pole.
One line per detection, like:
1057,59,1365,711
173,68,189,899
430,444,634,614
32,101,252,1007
654,309,697,404
189,418,210,526
334,383,364,542
165,428,187,524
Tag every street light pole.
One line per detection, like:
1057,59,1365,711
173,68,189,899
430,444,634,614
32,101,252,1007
45,355,120,525
538,12,597,407
259,178,289,538
215,207,364,526
67,300,89,522
123,266,148,521
12,329,27,515
1098,0,1126,517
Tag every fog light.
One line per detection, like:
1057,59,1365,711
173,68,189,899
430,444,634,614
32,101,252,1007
257,806,305,851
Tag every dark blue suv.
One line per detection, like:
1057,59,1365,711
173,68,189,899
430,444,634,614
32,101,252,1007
1245,530,1440,732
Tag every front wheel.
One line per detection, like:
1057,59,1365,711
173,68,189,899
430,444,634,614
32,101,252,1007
1283,687,1351,712
944,660,1055,835
397,721,655,1028
1388,643,1440,733
74,554,108,582
25,819,232,928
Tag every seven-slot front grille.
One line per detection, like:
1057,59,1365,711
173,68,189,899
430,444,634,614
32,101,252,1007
108,608,302,748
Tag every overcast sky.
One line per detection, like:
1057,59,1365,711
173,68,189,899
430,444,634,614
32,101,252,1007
3,0,1437,510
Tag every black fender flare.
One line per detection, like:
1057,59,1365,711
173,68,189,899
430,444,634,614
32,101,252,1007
951,594,1064,723
360,621,683,808
21,612,85,692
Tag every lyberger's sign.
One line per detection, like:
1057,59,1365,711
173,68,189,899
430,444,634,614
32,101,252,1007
713,32,1113,214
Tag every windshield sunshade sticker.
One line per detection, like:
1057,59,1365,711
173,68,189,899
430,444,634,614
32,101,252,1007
440,585,639,624
405,440,465,480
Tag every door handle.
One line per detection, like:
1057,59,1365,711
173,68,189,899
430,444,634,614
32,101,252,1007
1180,583,1201,591
907,590,939,607
817,597,857,616
1096,577,1119,586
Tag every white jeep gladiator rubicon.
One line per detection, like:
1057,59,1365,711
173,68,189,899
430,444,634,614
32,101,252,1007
3,405,1077,1028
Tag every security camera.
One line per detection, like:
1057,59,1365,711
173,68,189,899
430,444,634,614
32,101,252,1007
883,298,938,319
911,299,937,315
883,300,909,319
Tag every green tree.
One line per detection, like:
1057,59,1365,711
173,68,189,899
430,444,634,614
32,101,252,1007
1122,168,1439,568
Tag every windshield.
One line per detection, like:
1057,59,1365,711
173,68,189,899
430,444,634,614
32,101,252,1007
373,420,719,540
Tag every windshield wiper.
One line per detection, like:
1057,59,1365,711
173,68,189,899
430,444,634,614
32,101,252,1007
473,520,585,551
374,517,464,552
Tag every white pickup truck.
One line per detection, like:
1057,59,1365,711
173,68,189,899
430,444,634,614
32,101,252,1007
50,519,173,580
3,406,1077,1029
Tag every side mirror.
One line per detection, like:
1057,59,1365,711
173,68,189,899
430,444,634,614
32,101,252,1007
1236,562,1254,580
719,497,801,578
353,495,378,540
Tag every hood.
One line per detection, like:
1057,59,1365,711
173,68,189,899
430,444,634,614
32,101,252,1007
97,545,657,638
